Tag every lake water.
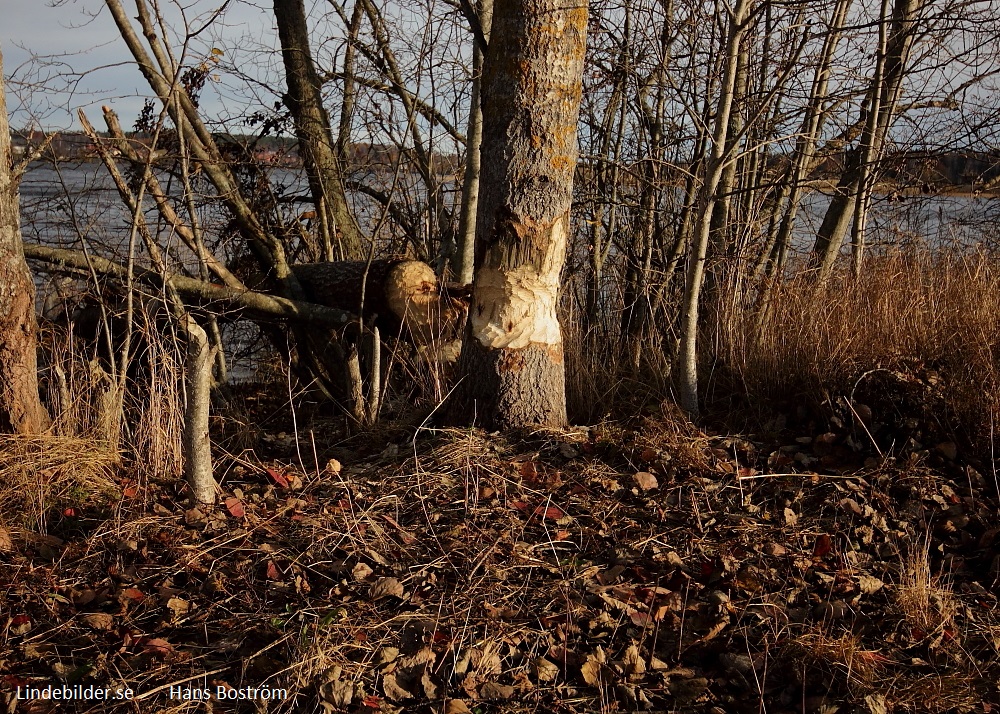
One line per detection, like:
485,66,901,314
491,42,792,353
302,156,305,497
22,161,1000,258
19,161,1000,380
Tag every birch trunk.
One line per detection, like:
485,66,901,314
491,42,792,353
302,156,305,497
677,0,750,416
453,0,493,285
811,0,923,280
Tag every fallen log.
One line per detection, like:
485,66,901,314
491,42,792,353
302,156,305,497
291,258,467,359
24,244,354,326
28,245,467,360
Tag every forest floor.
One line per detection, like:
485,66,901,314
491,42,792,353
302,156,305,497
2,384,999,714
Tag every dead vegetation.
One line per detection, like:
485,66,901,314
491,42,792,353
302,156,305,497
2,401,998,713
2,249,1000,713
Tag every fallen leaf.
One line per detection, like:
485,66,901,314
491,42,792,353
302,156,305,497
763,542,787,557
265,467,290,488
691,615,730,645
813,534,834,558
634,471,658,490
858,575,885,595
166,597,190,620
580,649,607,686
370,577,404,600
531,657,559,682
142,637,173,656
266,560,282,580
381,672,412,702
0,524,12,552
519,460,539,479
445,700,473,714
629,609,654,627
120,588,145,603
839,498,863,516
320,669,354,708
225,497,245,518
420,668,439,699
532,504,566,520
622,644,646,678
80,613,115,631
10,615,31,635
352,562,374,581
865,693,888,714
479,682,514,699
184,507,207,525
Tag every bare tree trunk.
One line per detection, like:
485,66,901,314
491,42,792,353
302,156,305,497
851,0,892,277
757,0,852,281
0,46,49,434
452,0,493,285
79,106,219,503
274,0,364,260
182,317,216,504
449,0,588,429
677,0,750,416
811,0,923,280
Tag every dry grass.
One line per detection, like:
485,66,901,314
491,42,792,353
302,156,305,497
562,312,675,423
41,317,185,482
896,538,959,638
784,631,887,692
0,434,120,528
888,672,983,713
131,322,184,481
716,249,1000,450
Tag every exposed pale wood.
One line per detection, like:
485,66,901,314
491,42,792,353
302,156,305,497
449,0,589,429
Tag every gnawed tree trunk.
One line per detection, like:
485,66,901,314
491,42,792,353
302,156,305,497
292,259,465,357
448,0,588,430
104,0,354,400
273,0,364,260
0,46,49,434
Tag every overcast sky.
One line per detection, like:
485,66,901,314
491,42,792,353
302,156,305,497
3,0,281,130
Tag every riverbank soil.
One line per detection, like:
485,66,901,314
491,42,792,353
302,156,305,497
1,387,997,714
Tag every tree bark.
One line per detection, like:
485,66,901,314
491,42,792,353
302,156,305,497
24,244,354,326
273,0,365,260
182,316,216,505
0,46,49,434
452,0,493,285
449,0,588,430
811,0,924,280
677,0,750,416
